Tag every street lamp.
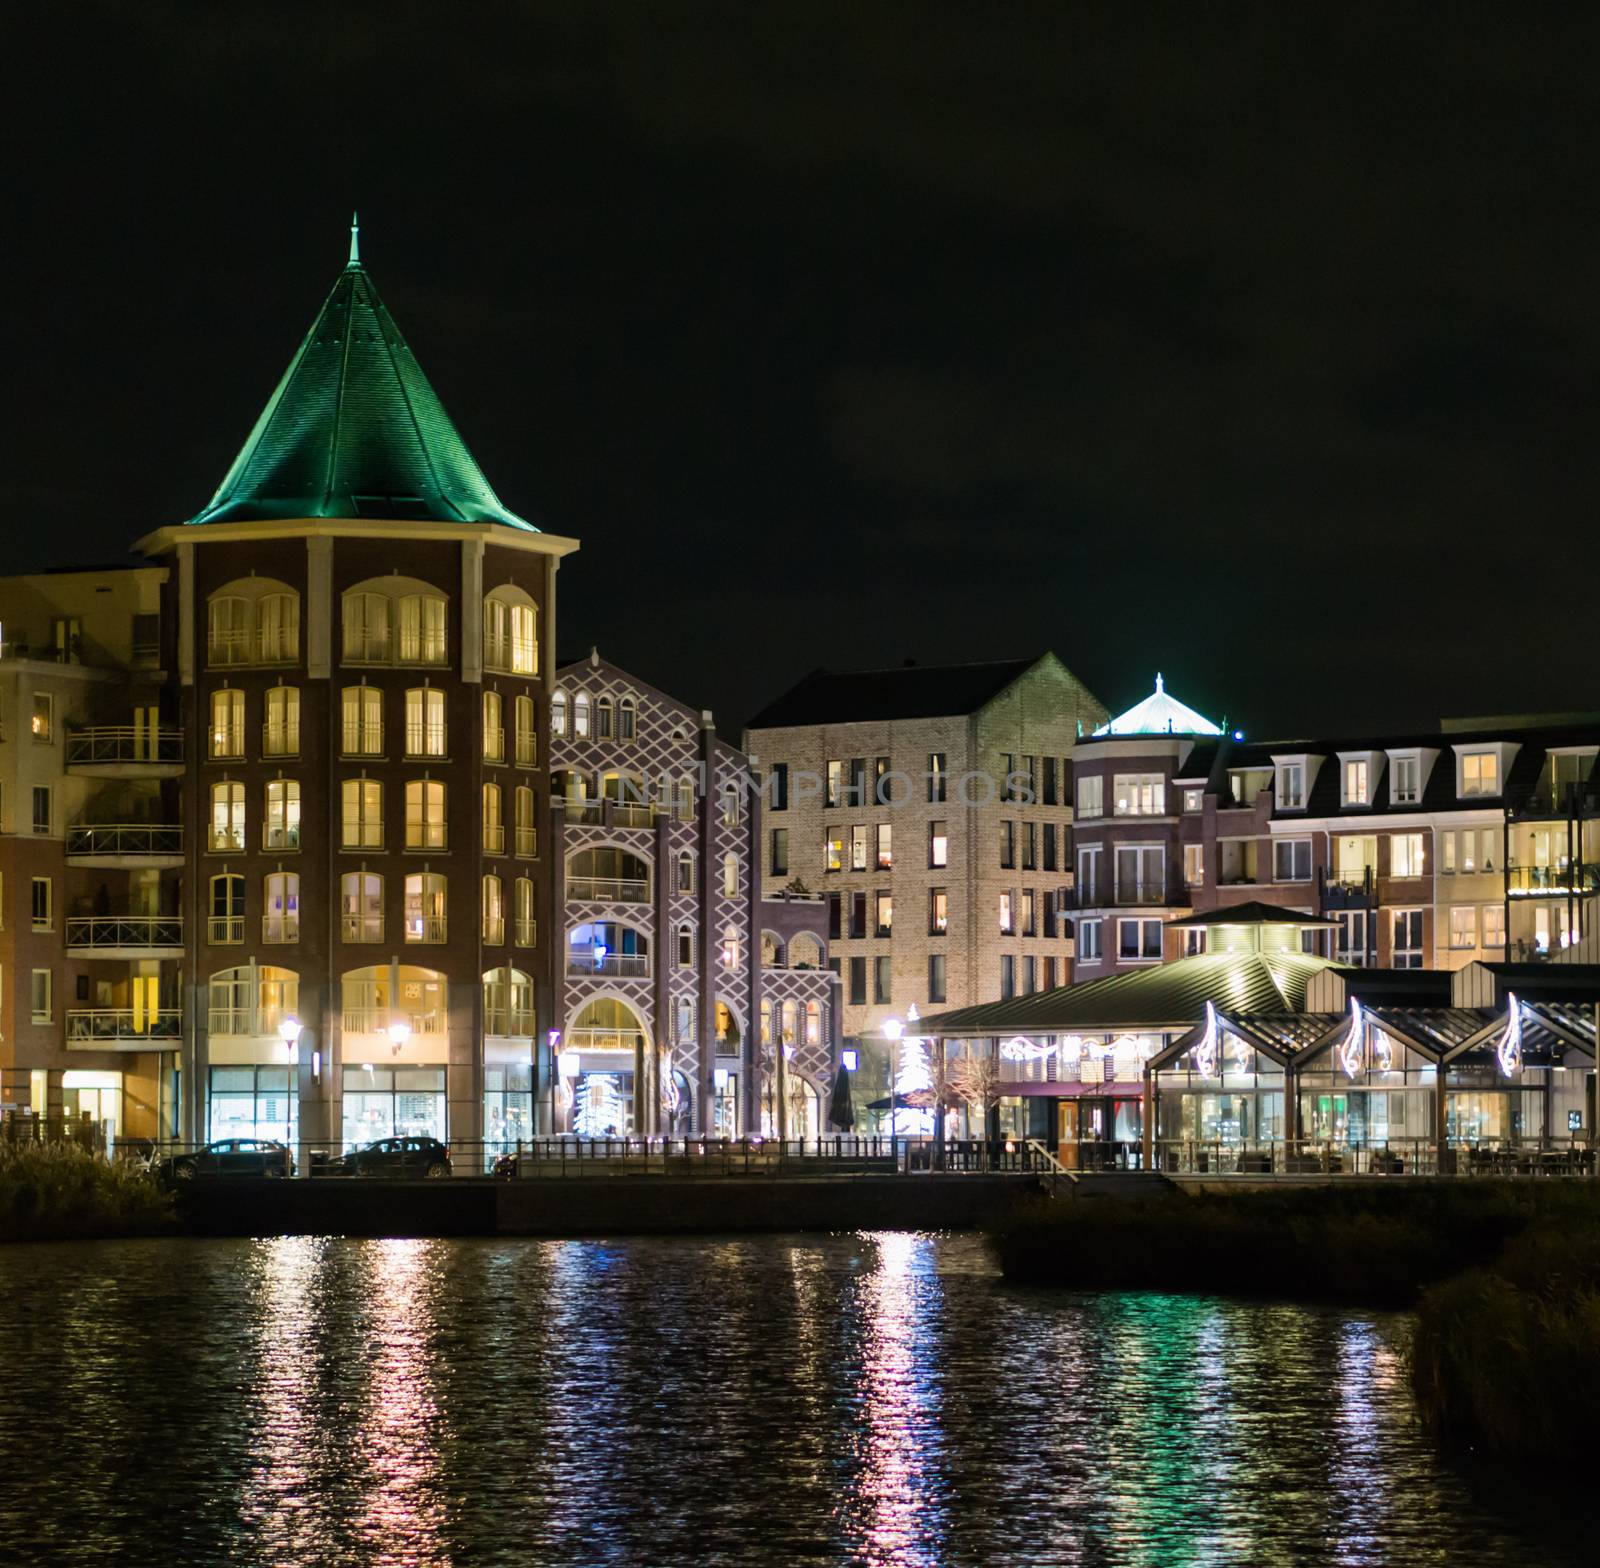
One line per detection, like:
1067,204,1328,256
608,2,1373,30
278,1016,302,1057
387,1018,411,1057
882,1015,904,1152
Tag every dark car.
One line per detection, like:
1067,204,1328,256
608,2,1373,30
160,1138,293,1182
339,1136,453,1179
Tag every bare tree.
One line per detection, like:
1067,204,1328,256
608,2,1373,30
952,1052,1004,1170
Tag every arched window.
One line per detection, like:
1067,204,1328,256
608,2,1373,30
514,786,537,857
780,999,799,1047
596,696,614,738
208,965,297,1037
483,967,535,1036
760,932,784,967
551,690,568,737
677,851,695,893
482,874,505,944
264,779,300,850
482,782,504,854
567,921,649,975
210,689,245,759
263,686,299,756
569,996,645,1051
483,587,538,675
341,871,383,943
257,593,299,663
342,591,391,662
397,593,447,664
759,999,773,1047
263,872,300,943
341,685,383,756
341,965,447,1037
514,695,537,766
404,688,446,757
514,877,535,947
341,778,383,849
208,596,250,666
714,1002,741,1050
677,925,694,967
721,926,740,969
210,781,245,851
208,874,244,944
789,933,824,968
404,780,447,849
618,698,637,741
567,846,649,902
573,691,591,739
723,852,739,898
675,777,694,820
404,872,448,943
788,1073,823,1140
483,690,504,762
675,997,695,1045
805,1000,821,1046
721,782,740,827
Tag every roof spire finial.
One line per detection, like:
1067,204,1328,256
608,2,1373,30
1155,671,1164,694
347,211,361,269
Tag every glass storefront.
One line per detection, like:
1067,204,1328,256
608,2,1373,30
573,1069,632,1137
484,1063,534,1159
342,1065,447,1150
208,1066,296,1144
712,1069,739,1137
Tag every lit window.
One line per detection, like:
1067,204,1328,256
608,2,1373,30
514,878,536,947
342,592,391,662
30,693,52,743
1391,755,1420,804
1076,776,1104,818
341,686,383,756
209,874,244,943
1461,751,1500,797
210,689,245,758
208,596,250,665
514,786,537,857
551,690,568,737
723,852,738,897
1449,905,1478,949
264,686,300,755
404,688,447,757
256,593,299,663
1391,832,1425,878
263,872,299,943
397,594,447,664
1276,762,1304,810
405,873,448,943
929,820,948,868
1112,775,1163,816
1343,759,1370,807
573,692,591,738
264,779,300,850
482,874,505,944
483,782,504,854
341,778,383,849
483,690,505,762
515,695,538,766
341,872,383,942
210,782,245,851
405,780,447,850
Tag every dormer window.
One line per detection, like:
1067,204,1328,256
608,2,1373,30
1276,762,1304,810
1461,750,1499,797
1391,754,1420,805
1343,759,1369,806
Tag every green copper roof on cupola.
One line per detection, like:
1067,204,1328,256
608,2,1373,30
184,216,534,530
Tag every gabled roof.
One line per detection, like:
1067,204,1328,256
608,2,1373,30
1093,674,1223,737
185,218,532,532
745,656,1045,729
919,949,1337,1036
1168,901,1336,928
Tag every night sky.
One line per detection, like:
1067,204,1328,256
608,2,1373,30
4,4,1596,739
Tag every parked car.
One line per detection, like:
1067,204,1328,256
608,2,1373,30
159,1139,293,1182
339,1136,453,1179
492,1151,520,1180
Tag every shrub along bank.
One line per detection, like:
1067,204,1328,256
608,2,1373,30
991,1183,1564,1306
0,1144,173,1242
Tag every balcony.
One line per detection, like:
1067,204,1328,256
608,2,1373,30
566,875,650,904
1506,863,1600,899
562,1026,645,1055
65,1009,182,1050
65,824,184,868
1321,870,1375,908
65,726,183,775
557,797,659,829
566,951,650,978
65,914,184,957
1114,883,1170,907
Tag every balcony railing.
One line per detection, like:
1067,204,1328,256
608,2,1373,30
515,827,538,857
341,1009,446,1037
261,724,300,757
404,916,449,943
557,797,658,828
566,875,650,904
567,951,649,978
65,824,183,858
561,1027,646,1054
65,915,183,951
65,726,183,767
65,1009,182,1045
1506,863,1600,897
484,728,506,764
484,825,506,854
1114,883,1169,907
485,1010,537,1037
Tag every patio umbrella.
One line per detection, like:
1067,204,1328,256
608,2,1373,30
828,1063,856,1130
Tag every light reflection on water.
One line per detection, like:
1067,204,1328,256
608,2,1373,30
0,1232,1578,1567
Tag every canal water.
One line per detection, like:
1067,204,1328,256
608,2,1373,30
0,1232,1576,1567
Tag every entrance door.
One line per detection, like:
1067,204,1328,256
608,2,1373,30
1059,1098,1110,1170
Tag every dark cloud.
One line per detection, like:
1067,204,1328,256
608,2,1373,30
2,1,1597,736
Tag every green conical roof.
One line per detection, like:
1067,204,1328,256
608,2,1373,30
186,223,534,530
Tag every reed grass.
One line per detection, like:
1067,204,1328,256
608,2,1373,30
0,1143,173,1242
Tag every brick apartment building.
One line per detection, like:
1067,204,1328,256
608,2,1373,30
744,655,1106,1046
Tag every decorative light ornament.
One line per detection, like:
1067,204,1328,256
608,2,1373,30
1193,1002,1219,1079
574,1072,624,1137
1338,1000,1364,1078
1060,1036,1084,1064
1231,1035,1253,1074
1373,1032,1394,1073
1498,993,1523,1078
1001,1035,1056,1062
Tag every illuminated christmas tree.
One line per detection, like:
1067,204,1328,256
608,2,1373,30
894,1032,936,1136
575,1072,624,1138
